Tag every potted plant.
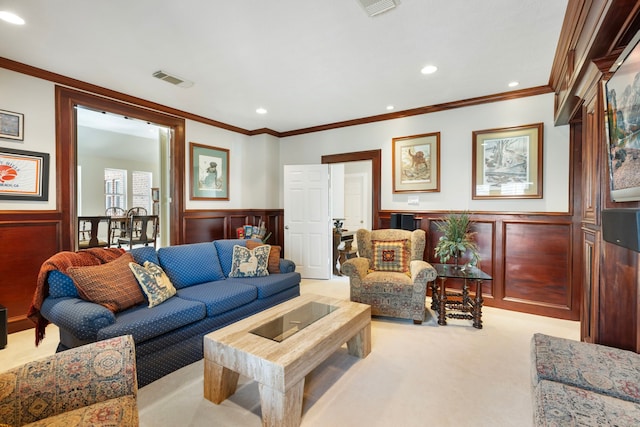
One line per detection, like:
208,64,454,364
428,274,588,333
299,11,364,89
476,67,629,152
434,211,480,267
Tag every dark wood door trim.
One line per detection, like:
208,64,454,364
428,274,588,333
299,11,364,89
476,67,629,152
321,150,381,229
55,86,186,249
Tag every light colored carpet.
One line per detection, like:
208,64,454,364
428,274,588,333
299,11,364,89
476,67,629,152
0,277,579,426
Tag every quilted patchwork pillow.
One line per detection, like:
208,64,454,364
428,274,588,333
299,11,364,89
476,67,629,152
67,252,145,313
129,261,177,308
229,244,270,278
245,240,281,274
371,239,410,273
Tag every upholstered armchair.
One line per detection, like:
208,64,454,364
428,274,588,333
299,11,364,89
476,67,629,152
0,335,138,426
341,229,437,324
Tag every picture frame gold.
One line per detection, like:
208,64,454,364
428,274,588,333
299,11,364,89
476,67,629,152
392,132,440,193
190,142,229,200
472,123,543,199
0,147,49,200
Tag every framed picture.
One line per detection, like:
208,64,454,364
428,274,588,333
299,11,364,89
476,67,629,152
190,142,229,200
0,109,24,141
392,132,440,193
151,187,160,202
0,147,49,200
472,123,543,199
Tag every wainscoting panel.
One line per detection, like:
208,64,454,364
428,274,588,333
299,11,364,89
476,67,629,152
0,214,62,333
182,210,285,246
503,221,572,308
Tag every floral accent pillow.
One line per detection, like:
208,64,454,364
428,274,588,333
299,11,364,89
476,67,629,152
129,261,177,308
229,244,270,278
371,239,410,273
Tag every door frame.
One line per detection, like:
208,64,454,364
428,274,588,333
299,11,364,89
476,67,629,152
321,149,381,229
56,86,186,250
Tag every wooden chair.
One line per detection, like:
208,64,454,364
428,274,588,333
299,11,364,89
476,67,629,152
78,216,112,249
117,215,159,249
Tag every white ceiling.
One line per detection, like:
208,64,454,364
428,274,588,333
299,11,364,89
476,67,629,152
1,0,568,134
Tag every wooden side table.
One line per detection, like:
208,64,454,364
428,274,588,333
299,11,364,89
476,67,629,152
429,263,492,329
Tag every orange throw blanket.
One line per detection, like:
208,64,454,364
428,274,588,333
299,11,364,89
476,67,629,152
27,247,125,346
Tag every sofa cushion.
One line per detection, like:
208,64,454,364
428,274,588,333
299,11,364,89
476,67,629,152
48,270,78,298
176,281,257,317
214,239,251,277
533,380,640,426
229,244,270,278
531,333,640,403
246,240,281,274
96,296,206,342
67,253,145,313
226,271,301,299
130,245,160,266
157,242,225,289
371,239,410,273
129,261,177,308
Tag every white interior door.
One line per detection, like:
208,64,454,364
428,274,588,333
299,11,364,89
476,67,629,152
284,164,331,279
343,172,368,232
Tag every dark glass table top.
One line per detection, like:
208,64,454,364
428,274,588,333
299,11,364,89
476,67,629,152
432,263,492,280
249,301,338,342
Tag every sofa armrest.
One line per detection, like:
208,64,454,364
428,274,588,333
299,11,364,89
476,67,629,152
279,258,296,273
40,297,115,341
0,335,137,427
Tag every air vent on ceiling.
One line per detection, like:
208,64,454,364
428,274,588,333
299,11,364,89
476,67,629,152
152,70,194,88
358,0,398,17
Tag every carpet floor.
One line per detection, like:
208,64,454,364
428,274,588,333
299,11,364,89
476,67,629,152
0,276,579,426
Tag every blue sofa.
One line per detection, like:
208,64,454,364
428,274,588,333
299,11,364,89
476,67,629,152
40,239,301,387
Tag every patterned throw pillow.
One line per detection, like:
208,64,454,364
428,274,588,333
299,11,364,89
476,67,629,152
371,239,410,273
245,240,281,274
229,244,270,278
67,252,145,313
129,261,177,308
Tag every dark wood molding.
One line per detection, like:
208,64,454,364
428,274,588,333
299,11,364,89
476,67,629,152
281,86,553,137
55,86,186,249
321,150,381,228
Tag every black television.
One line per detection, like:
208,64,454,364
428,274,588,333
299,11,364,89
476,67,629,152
605,29,640,202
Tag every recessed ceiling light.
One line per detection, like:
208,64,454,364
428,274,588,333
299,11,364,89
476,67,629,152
508,81,519,88
386,105,394,111
421,65,438,75
0,11,25,25
256,108,267,115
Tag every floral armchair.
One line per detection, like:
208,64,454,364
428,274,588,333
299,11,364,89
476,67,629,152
0,335,138,427
341,229,437,324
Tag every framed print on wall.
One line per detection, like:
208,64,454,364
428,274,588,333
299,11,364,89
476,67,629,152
190,142,229,200
472,123,543,199
0,109,24,141
0,147,49,201
392,132,440,193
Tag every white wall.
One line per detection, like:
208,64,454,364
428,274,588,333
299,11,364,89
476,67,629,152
279,93,570,213
0,68,56,210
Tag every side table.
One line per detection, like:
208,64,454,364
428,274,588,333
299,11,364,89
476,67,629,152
429,263,492,329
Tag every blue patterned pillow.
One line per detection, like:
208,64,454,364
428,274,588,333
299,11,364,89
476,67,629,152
129,261,177,308
229,245,270,278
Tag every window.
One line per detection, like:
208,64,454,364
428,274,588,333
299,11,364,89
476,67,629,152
132,171,153,213
105,169,126,210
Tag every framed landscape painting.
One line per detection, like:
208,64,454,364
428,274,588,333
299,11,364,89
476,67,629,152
392,132,440,193
472,123,543,199
0,109,24,141
190,142,229,200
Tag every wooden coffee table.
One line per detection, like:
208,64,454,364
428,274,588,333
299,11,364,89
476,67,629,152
203,294,371,426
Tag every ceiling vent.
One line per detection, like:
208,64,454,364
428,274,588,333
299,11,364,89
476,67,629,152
358,0,398,17
152,70,194,88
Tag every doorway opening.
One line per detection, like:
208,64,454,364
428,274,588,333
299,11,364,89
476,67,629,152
56,86,186,251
